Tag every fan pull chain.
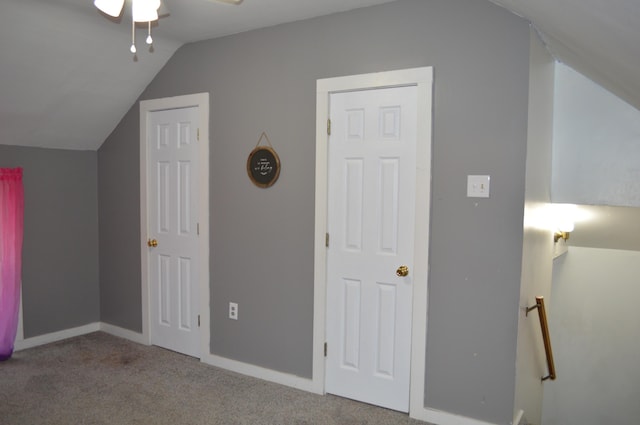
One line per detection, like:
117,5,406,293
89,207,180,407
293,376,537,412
130,19,137,54
146,21,153,45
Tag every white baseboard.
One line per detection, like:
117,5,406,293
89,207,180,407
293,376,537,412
13,323,506,425
12,322,318,400
14,322,101,351
411,406,498,425
13,322,147,352
202,353,322,395
99,322,147,345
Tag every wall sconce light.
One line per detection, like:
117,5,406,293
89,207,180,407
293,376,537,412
553,221,574,243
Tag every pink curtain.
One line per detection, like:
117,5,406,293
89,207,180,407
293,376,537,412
0,167,24,361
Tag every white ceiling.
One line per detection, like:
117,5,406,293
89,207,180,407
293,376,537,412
489,0,640,115
1,0,639,150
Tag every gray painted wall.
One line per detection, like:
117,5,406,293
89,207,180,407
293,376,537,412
97,108,143,331
0,145,99,337
542,247,640,425
98,0,530,423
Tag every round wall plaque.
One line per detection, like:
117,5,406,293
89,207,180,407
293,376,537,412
247,145,281,188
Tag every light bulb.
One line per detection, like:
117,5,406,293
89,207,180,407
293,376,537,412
557,220,575,233
130,43,137,54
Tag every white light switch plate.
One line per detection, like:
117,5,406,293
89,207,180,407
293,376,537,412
467,175,490,198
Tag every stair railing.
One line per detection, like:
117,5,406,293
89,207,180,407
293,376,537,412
526,296,556,381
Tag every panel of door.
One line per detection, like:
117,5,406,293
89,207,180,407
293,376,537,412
147,106,200,358
325,86,417,412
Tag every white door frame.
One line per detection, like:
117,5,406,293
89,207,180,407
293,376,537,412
140,93,210,358
313,67,433,419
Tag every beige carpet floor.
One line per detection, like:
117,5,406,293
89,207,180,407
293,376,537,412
0,332,429,425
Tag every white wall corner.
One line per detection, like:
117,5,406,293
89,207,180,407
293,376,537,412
553,239,569,259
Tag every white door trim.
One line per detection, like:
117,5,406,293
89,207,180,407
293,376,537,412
140,93,210,359
313,67,433,418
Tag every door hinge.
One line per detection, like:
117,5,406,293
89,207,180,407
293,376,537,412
327,118,331,136
325,232,329,248
198,315,201,327
197,128,200,141
324,342,327,357
197,222,200,236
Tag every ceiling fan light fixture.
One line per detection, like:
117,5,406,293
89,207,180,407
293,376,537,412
132,0,160,23
96,0,241,56
94,0,125,17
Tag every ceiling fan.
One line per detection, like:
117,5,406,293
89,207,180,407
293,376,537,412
94,0,243,54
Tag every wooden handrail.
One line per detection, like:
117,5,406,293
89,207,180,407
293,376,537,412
526,296,556,381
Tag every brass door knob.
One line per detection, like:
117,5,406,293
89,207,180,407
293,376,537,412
147,239,158,248
396,265,409,277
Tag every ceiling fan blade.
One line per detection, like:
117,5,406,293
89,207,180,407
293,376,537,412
211,0,244,4
157,0,170,17
154,0,240,21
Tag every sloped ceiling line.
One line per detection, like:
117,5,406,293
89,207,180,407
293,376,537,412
1,0,639,150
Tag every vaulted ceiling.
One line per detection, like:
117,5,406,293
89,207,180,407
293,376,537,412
490,0,640,116
1,0,638,150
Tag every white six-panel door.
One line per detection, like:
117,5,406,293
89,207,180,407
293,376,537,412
325,86,418,412
147,106,200,357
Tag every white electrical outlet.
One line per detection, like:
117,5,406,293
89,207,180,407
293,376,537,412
229,302,238,320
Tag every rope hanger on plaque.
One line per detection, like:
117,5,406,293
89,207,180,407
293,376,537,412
247,132,281,188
